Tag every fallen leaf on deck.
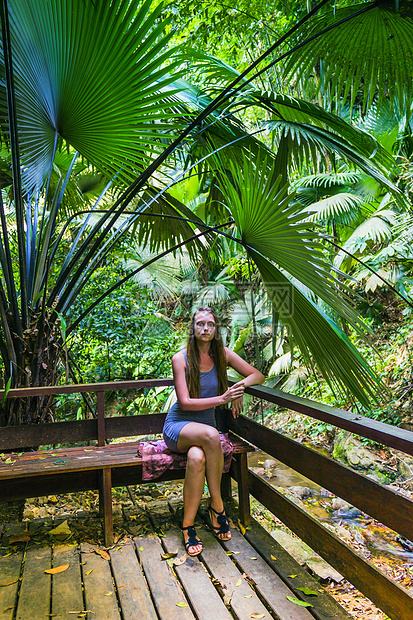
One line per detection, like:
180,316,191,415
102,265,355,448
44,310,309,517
250,614,265,618
161,551,178,560
296,587,319,596
236,578,242,586
176,602,187,607
245,594,252,598
48,520,71,539
173,554,187,566
286,596,313,607
8,533,30,543
223,592,233,605
45,564,69,575
5,457,15,464
238,521,246,535
104,591,113,596
0,579,18,587
85,569,93,575
270,555,276,560
249,557,257,560
95,549,110,560
288,574,297,578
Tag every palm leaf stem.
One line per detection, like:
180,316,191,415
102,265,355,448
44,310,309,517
36,132,59,258
58,177,114,274
0,0,27,326
321,234,413,309
68,218,236,334
0,192,21,339
32,154,78,302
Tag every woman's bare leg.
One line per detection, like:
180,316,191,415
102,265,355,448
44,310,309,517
182,445,205,555
178,422,231,540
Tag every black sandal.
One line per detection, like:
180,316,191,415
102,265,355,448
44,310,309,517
208,504,231,539
182,524,203,556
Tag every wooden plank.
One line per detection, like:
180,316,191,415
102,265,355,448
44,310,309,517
0,419,98,451
81,543,120,620
0,378,174,399
220,529,314,620
110,542,157,619
0,470,100,502
136,535,194,620
229,415,413,541
162,526,233,619
244,385,413,456
235,513,353,620
199,526,272,620
51,546,84,619
106,413,166,439
249,469,413,620
0,549,24,620
15,546,51,620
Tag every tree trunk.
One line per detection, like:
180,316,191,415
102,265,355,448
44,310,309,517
1,308,63,426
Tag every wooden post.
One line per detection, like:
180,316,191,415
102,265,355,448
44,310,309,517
99,468,113,547
221,473,232,500
97,391,105,447
234,453,251,526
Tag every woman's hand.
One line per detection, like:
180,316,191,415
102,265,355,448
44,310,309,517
230,395,243,418
220,383,245,406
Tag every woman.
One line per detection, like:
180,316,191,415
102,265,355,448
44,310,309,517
163,306,265,556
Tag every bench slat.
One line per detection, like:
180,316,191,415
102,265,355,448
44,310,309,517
0,435,253,481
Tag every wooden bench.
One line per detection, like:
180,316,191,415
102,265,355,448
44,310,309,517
0,411,254,546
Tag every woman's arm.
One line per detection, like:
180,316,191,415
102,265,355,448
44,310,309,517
225,348,265,387
225,348,265,417
172,352,245,411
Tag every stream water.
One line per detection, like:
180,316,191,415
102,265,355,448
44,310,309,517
248,450,413,566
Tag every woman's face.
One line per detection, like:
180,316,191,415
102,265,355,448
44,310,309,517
193,311,216,343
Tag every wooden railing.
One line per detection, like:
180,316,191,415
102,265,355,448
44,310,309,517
1,379,413,619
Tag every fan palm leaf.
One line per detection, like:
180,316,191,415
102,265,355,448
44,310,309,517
0,0,185,190
283,2,413,114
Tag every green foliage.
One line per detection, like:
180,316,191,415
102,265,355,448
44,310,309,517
68,261,182,383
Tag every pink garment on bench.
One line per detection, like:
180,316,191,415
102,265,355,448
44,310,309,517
138,433,233,481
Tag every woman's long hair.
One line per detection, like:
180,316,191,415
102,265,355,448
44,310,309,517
186,306,228,399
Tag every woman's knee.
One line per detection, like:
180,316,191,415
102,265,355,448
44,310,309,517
203,426,221,449
187,446,206,472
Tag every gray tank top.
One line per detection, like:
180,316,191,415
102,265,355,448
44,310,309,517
165,352,218,427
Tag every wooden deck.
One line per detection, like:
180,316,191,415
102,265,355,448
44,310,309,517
0,496,352,620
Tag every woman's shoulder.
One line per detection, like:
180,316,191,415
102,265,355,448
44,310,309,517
172,350,187,366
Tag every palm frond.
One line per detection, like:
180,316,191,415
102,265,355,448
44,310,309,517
304,192,364,222
292,172,362,189
283,3,413,114
3,0,186,189
124,245,183,301
250,249,379,405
